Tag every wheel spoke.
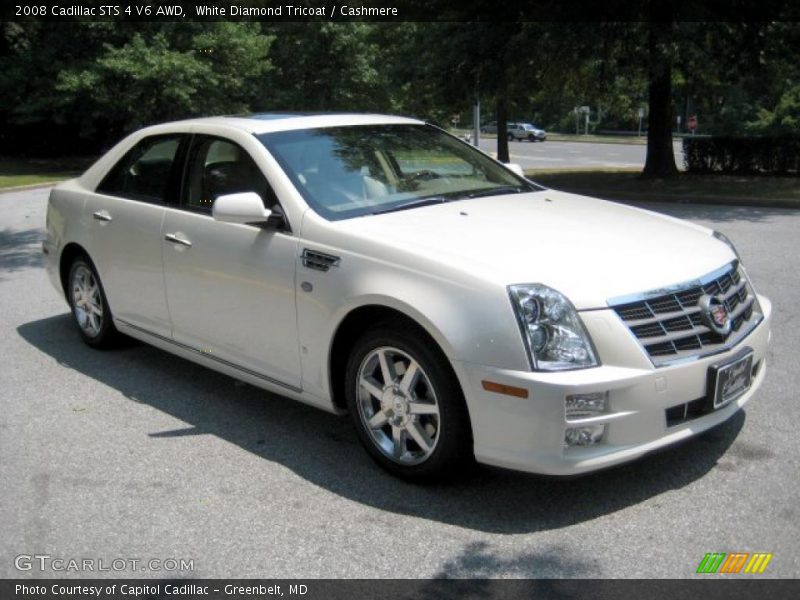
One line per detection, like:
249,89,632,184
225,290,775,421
406,421,433,453
368,411,388,429
399,359,419,393
409,401,439,416
359,376,383,401
378,349,397,384
392,426,406,458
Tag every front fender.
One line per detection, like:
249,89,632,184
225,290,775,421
295,241,530,404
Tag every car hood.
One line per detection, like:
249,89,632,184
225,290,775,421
336,190,734,310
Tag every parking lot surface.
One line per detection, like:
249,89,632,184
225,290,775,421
1,187,797,578
477,138,685,170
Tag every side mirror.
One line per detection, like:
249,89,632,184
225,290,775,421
506,163,525,177
212,192,271,225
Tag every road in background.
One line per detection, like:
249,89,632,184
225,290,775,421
477,138,685,171
1,188,797,578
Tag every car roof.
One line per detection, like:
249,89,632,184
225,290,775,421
75,113,427,190
145,113,424,135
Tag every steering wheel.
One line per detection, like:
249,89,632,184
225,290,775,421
403,169,441,182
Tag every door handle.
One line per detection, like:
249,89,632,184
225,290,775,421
164,233,192,248
92,210,112,222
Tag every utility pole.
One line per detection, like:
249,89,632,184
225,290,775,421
473,98,481,148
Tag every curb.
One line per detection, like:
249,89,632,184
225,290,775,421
0,181,63,194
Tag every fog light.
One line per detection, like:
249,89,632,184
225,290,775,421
565,392,608,421
565,424,605,446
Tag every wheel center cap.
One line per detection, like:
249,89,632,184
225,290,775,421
382,386,409,421
393,398,407,416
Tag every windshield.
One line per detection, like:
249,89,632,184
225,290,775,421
258,124,540,220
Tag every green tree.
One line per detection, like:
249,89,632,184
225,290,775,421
258,23,388,112
1,22,273,152
58,23,273,139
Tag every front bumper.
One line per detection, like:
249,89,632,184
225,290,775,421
455,294,771,475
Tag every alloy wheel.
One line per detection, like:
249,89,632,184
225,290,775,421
355,346,441,465
71,264,104,338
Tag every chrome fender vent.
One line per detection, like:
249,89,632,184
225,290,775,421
302,248,340,272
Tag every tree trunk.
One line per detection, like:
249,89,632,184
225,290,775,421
496,94,509,163
643,18,679,178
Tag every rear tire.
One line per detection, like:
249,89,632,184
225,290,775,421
66,257,120,348
345,323,473,480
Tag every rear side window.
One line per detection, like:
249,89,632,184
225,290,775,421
97,135,185,204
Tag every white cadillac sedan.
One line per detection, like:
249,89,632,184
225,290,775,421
44,113,771,479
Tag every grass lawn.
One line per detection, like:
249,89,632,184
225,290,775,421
546,133,647,145
0,157,94,190
527,169,800,206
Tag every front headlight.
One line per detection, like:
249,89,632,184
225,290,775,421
508,284,599,371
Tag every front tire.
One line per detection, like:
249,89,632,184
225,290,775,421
67,257,120,348
345,324,472,480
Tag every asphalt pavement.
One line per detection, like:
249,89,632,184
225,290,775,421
477,137,685,170
1,186,798,578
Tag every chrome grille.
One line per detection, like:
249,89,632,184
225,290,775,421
609,262,762,366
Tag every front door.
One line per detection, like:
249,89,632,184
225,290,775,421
161,135,302,389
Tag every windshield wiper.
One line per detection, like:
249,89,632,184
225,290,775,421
465,185,527,199
369,186,528,215
370,196,448,215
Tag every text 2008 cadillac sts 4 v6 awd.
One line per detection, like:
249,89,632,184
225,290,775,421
44,113,771,479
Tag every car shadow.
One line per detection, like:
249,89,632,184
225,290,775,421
18,314,746,535
0,227,44,274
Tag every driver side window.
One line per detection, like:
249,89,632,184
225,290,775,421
184,136,278,214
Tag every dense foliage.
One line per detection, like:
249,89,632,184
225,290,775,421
683,136,800,174
1,21,799,174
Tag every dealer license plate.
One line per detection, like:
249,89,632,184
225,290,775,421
708,349,754,410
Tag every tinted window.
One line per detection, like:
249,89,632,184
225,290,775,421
97,135,184,204
258,124,538,220
184,136,277,214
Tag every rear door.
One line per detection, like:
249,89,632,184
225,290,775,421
160,135,302,389
87,134,188,337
